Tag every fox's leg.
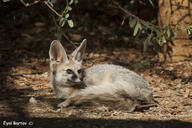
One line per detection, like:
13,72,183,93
57,95,81,107
57,83,118,108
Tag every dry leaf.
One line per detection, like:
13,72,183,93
184,88,190,98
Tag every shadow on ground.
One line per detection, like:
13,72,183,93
0,117,192,128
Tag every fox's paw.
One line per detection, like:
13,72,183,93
57,101,70,108
57,96,80,108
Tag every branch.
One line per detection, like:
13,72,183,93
62,32,77,48
20,0,63,19
52,16,77,48
112,1,159,29
20,0,40,7
44,1,63,18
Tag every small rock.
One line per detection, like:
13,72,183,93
29,97,37,104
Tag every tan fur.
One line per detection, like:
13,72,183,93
67,87,79,96
103,71,112,83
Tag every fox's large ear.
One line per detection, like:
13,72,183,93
49,40,68,64
71,39,87,62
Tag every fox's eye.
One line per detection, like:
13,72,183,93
77,69,83,74
66,69,73,74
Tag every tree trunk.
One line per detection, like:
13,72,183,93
158,0,192,62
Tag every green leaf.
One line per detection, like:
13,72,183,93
143,61,150,66
51,0,56,3
171,34,175,40
149,0,155,7
151,19,157,24
186,29,191,35
3,0,10,2
162,36,166,43
190,25,192,30
133,22,142,36
144,33,153,52
157,38,162,46
142,21,150,29
61,21,66,27
65,13,69,19
59,18,65,26
61,9,66,16
73,42,80,45
69,0,73,5
133,23,139,36
67,20,74,28
130,0,135,4
143,41,148,52
66,6,72,11
167,28,171,38
129,18,136,28
47,1,53,7
74,0,78,4
141,30,146,34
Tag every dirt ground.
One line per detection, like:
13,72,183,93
0,1,192,128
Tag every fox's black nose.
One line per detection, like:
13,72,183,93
80,77,84,81
71,74,77,80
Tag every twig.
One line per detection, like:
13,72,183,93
137,103,158,109
112,1,159,29
20,0,63,19
44,1,63,18
20,0,40,7
1,72,45,76
62,32,77,48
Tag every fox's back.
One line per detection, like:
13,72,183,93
84,64,153,103
84,64,149,88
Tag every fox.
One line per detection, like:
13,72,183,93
49,39,154,111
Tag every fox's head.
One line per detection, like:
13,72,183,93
49,39,87,88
